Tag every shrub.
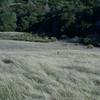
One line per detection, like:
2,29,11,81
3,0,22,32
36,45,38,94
82,36,100,47
87,44,94,49
83,37,93,45
0,32,57,42
0,11,17,31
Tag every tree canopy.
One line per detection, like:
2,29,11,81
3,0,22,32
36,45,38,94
0,0,100,39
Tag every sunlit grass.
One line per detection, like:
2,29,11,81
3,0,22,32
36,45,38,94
0,43,100,100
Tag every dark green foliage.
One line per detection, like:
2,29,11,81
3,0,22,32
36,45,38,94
0,11,17,31
82,35,100,46
0,0,100,45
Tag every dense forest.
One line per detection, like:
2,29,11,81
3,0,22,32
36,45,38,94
0,0,100,45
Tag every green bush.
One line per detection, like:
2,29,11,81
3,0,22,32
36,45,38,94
83,37,93,45
0,11,17,31
87,44,94,49
82,36,100,47
0,32,57,42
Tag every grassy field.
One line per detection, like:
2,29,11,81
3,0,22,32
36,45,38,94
0,32,56,42
0,40,100,100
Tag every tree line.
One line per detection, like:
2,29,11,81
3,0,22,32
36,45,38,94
0,0,100,42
